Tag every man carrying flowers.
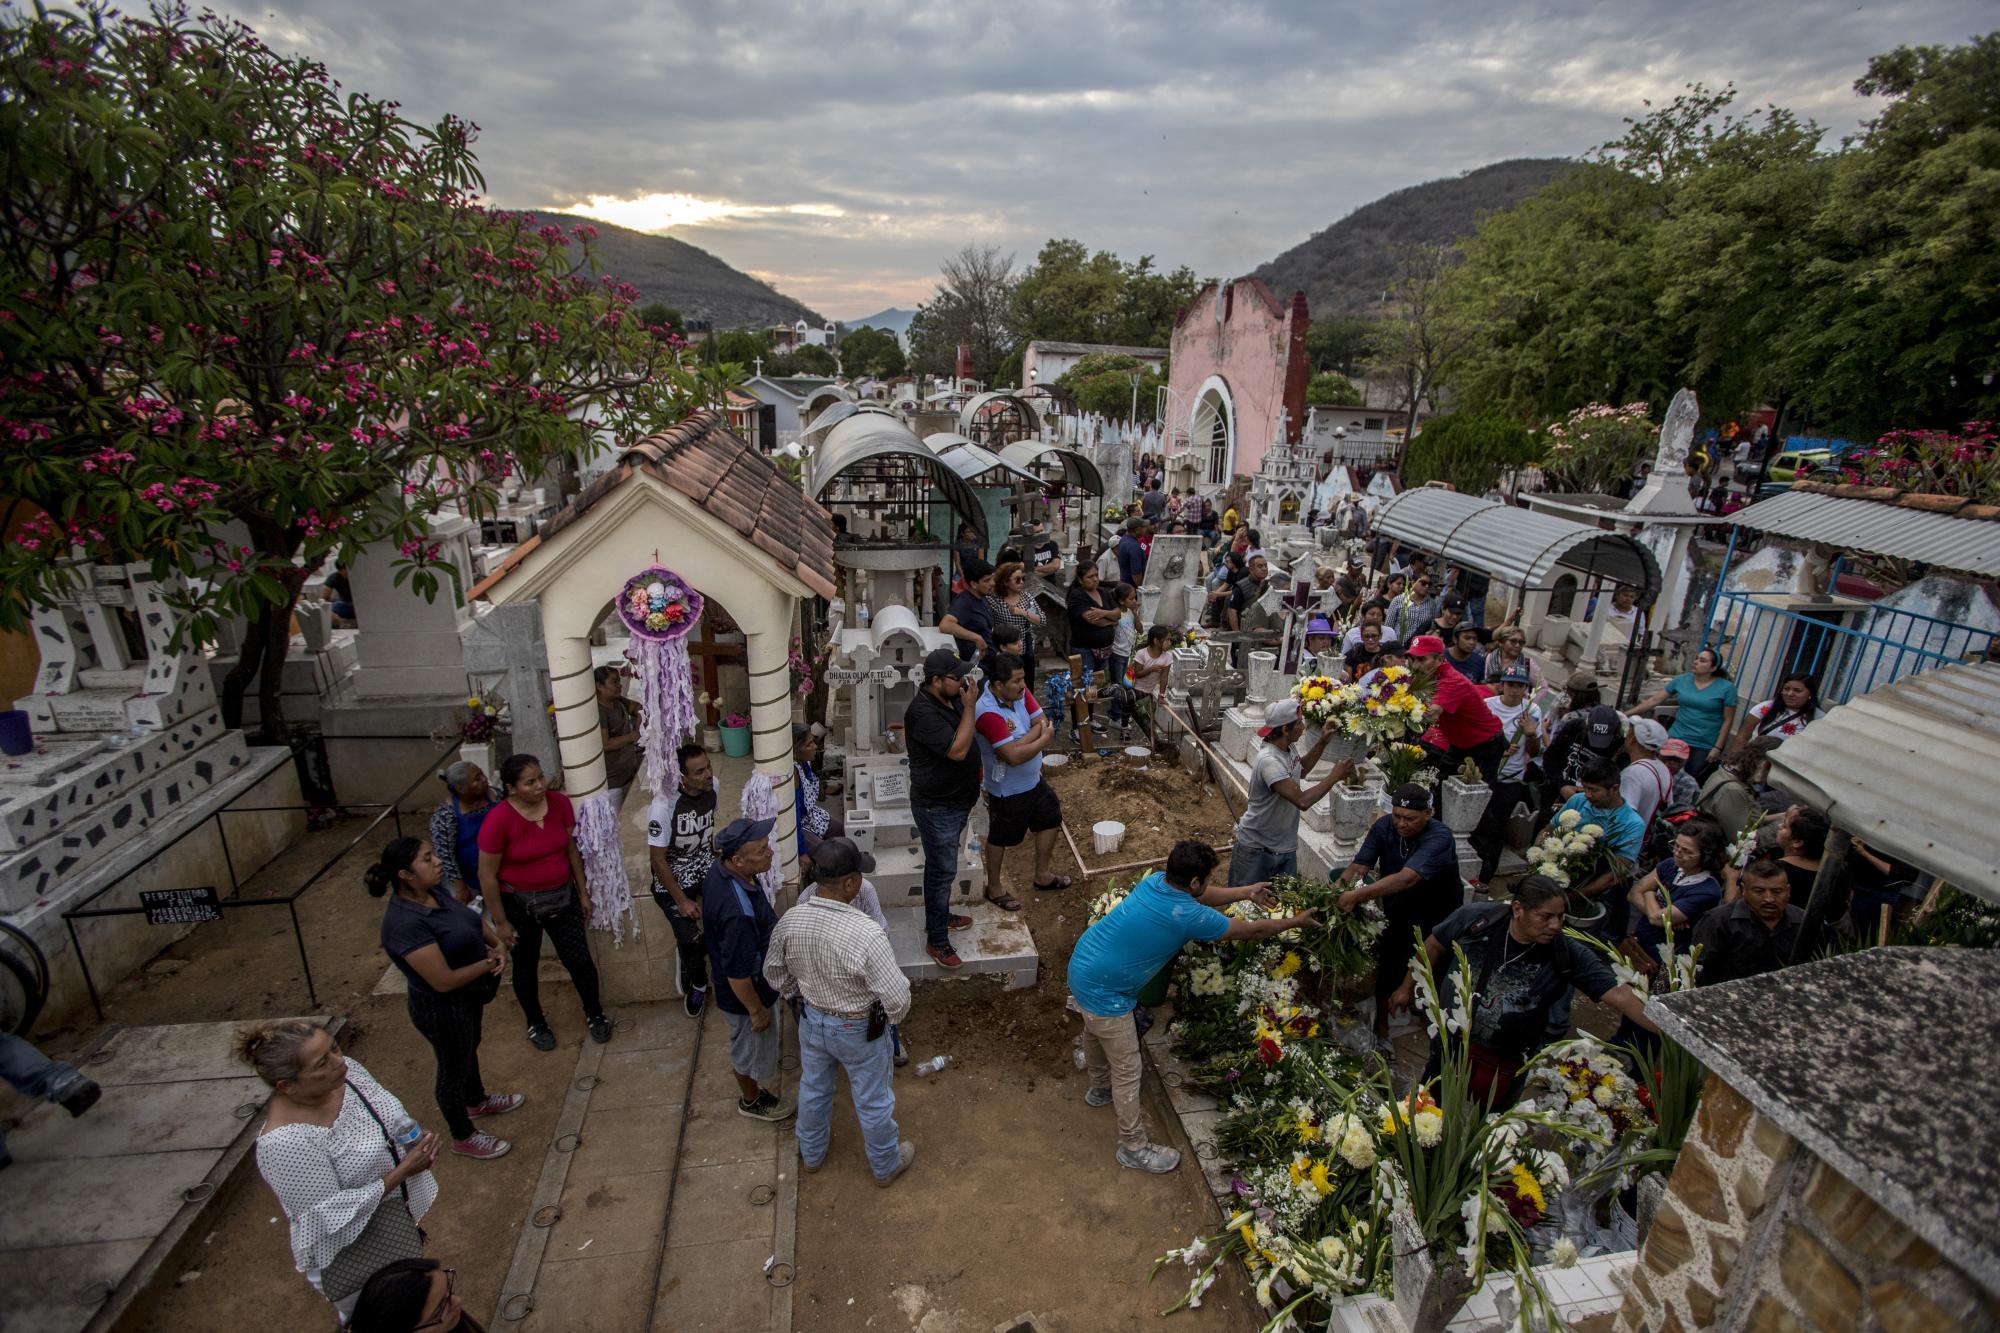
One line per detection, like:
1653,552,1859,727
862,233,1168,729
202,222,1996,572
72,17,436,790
1387,876,1658,1106
1068,841,1319,1174
1228,698,1357,887
1405,633,1504,781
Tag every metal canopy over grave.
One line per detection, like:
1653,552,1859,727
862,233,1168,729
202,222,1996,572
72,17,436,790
998,440,1105,497
1373,486,1663,605
809,412,987,544
1727,481,2000,580
1766,660,2000,903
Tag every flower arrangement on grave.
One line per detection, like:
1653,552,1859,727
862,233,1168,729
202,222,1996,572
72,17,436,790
719,712,749,729
1269,875,1386,989
1175,625,1208,650
1523,807,1604,893
1087,880,1134,924
447,689,506,743
615,564,703,801
1376,742,1439,792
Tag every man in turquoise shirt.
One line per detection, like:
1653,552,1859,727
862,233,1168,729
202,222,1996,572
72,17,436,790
1066,841,1318,1174
1542,757,1646,1042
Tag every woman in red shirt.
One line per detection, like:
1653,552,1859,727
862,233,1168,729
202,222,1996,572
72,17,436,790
476,754,611,1051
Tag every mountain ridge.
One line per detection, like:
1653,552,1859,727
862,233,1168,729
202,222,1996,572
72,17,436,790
511,210,824,329
1252,158,1576,317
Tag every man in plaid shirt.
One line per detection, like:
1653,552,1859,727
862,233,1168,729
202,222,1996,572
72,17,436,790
764,839,916,1187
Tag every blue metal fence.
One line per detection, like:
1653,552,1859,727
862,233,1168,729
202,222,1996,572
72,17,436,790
1701,590,1986,707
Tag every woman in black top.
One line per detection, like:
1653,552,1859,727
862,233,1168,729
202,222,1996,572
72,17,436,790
1064,564,1120,735
370,837,521,1160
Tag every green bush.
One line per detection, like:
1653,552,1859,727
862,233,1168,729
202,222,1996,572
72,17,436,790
1403,413,1540,494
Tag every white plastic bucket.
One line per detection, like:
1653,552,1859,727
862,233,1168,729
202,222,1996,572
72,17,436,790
1042,752,1068,768
1093,820,1126,855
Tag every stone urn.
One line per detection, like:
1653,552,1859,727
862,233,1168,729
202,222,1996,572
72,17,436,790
1390,1202,1475,1332
1321,729,1368,766
1246,650,1278,702
1332,780,1384,840
1440,775,1493,834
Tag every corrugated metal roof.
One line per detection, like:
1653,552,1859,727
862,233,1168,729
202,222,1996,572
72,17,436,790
1373,487,1661,602
1767,661,2000,902
933,438,1039,486
998,441,1105,497
1730,489,2000,578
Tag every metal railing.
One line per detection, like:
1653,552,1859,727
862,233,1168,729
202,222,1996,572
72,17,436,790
1700,590,1986,707
60,745,450,1019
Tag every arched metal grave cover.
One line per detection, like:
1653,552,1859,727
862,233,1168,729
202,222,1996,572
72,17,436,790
1374,487,1661,603
930,433,1041,486
998,440,1105,497
958,390,1045,448
810,411,987,541
801,383,852,424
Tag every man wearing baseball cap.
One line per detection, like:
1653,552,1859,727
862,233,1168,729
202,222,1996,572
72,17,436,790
1406,633,1504,781
903,648,981,971
1620,716,1674,829
1300,615,1338,677
702,816,795,1123
1335,783,1463,1057
1658,738,1702,810
1470,664,1544,883
1227,698,1356,887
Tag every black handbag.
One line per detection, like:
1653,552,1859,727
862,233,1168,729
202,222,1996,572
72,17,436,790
319,1079,427,1301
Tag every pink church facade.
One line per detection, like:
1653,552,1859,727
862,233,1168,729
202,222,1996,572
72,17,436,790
1163,278,1310,491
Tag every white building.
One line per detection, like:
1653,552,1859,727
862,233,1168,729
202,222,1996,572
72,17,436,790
1019,340,1167,391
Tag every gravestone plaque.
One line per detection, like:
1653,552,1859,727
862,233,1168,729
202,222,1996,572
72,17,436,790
872,769,910,805
140,886,223,926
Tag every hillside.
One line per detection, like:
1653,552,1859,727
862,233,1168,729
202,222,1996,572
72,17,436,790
1253,159,1576,316
844,306,917,335
520,211,824,329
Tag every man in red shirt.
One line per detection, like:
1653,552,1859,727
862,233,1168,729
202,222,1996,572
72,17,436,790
1407,634,1506,783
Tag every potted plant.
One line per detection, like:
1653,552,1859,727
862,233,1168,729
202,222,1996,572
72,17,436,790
1333,766,1384,840
718,711,752,758
1440,756,1492,834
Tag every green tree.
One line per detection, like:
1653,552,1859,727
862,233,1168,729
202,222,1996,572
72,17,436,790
840,325,906,379
0,5,693,737
1009,238,1200,348
712,328,771,367
1306,372,1361,405
1780,35,2000,432
635,301,684,335
907,243,1016,382
1366,243,1472,428
1401,413,1540,494
780,344,838,377
1306,316,1377,374
1056,353,1162,423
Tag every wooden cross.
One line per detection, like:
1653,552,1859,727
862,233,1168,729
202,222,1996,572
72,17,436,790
686,612,747,724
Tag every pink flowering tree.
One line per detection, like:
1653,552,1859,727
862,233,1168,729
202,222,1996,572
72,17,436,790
1535,402,1658,496
0,5,707,739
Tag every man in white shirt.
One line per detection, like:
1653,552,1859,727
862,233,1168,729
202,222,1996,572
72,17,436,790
1621,717,1674,830
1470,664,1543,882
765,839,917,1187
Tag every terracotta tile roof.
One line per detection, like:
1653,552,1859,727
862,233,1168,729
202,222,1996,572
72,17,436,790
467,411,837,602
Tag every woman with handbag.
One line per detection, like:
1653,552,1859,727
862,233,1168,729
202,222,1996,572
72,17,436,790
370,837,520,1162
476,753,613,1051
240,1020,440,1323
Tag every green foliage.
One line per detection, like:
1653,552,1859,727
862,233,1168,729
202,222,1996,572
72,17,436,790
635,302,683,334
1057,353,1162,422
1539,403,1658,495
1306,316,1377,374
1010,238,1200,348
907,243,1016,383
711,328,771,367
1305,372,1361,406
839,325,905,379
1402,413,1540,494
772,344,837,376
0,4,695,733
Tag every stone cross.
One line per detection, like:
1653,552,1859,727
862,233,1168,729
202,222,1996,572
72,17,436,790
460,601,557,773
1184,643,1244,724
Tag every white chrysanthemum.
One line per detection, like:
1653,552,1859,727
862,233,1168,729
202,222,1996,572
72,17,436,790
1339,1124,1378,1170
1580,822,1604,838
1558,808,1582,829
1254,1274,1274,1308
1412,1109,1444,1147
1592,1083,1616,1106
1551,1237,1579,1268
1525,844,1546,863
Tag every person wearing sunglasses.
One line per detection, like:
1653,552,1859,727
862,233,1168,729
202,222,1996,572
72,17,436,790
350,1259,483,1332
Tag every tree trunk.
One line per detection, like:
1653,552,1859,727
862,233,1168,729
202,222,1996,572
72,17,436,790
251,593,298,746
219,613,270,732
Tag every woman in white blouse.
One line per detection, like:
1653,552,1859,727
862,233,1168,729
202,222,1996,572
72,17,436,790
239,1020,440,1321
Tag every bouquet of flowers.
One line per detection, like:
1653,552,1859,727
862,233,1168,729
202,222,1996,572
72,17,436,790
1376,742,1439,791
1290,674,1356,729
1087,880,1133,924
1269,874,1386,988
1176,625,1209,650
1522,1036,1655,1149
1354,664,1432,744
1523,807,1604,891
623,576,694,636
459,691,502,741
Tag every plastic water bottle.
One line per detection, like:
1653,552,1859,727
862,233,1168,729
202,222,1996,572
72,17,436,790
913,1055,952,1078
391,1114,422,1149
966,831,983,859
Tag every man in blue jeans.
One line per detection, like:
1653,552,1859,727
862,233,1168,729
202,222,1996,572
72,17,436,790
1227,698,1354,886
903,649,980,969
765,838,916,1185
1,1033,103,1168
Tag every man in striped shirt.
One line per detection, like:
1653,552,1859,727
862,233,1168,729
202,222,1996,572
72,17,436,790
764,839,916,1187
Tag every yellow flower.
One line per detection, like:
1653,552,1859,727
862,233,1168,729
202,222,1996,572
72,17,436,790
1296,1114,1320,1143
465,695,482,709
1510,1162,1546,1214
1309,1160,1335,1196
1272,951,1302,979
1289,1155,1309,1187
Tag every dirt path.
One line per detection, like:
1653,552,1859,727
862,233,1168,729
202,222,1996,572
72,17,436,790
791,756,1256,1333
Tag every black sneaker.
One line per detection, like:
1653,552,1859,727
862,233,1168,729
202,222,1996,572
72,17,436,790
737,1090,797,1122
683,986,706,1019
526,1024,557,1052
587,1014,613,1044
58,1079,102,1118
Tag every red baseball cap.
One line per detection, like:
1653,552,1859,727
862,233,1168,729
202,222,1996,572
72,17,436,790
1405,634,1446,658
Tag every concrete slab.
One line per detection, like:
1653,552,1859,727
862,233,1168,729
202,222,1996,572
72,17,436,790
0,1151,209,1247
585,1045,694,1112
677,1096,781,1170
513,1248,661,1332
2,1072,267,1160
543,1168,670,1260
884,901,1038,989
564,1104,685,1179
653,1236,776,1330
664,1158,786,1249
0,1238,149,1332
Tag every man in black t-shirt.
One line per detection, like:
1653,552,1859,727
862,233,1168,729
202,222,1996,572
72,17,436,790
903,650,981,970
941,560,996,662
1337,785,1463,1054
1387,877,1656,1104
648,743,719,1017
1028,518,1063,580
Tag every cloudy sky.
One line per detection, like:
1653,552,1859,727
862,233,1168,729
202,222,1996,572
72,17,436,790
253,0,1988,319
